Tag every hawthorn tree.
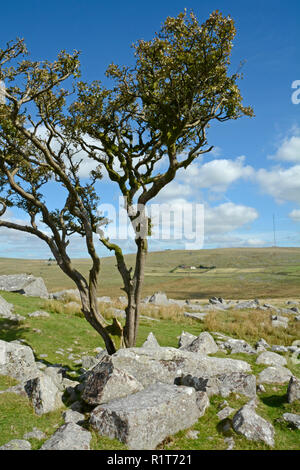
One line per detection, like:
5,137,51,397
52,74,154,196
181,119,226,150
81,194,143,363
0,39,118,353
67,10,254,347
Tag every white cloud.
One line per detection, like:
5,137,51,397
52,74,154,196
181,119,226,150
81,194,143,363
289,209,300,223
270,135,300,163
204,202,259,234
256,165,300,204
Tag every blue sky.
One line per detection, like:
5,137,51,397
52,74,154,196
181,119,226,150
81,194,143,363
0,0,300,258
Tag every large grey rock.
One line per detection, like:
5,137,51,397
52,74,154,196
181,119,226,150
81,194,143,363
217,406,235,420
40,423,92,450
256,351,287,367
0,339,38,380
108,346,251,388
287,376,300,403
28,310,50,318
220,338,256,355
176,372,256,398
272,319,288,329
232,399,274,447
82,356,144,406
24,375,63,415
282,413,300,430
23,428,46,440
148,292,170,306
180,332,219,355
0,274,48,298
142,332,160,349
178,331,197,349
234,299,260,310
62,409,85,424
51,289,80,301
90,383,202,450
0,294,14,317
81,355,99,370
183,312,207,321
258,366,293,384
255,338,270,352
0,439,31,450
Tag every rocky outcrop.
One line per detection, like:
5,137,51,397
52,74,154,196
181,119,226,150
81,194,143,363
0,274,48,298
0,340,39,380
256,351,287,367
90,383,203,450
232,399,275,447
24,375,64,415
257,366,293,384
106,346,251,388
81,356,144,406
176,372,256,398
179,332,219,355
287,376,300,403
40,423,92,450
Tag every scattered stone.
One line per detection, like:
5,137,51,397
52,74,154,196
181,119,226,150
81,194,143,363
24,375,63,415
255,338,270,352
148,292,170,306
82,355,144,406
272,319,288,329
97,296,111,303
28,310,50,318
177,372,256,398
180,332,219,355
90,383,202,450
0,339,38,380
186,430,199,439
178,331,197,349
256,351,287,367
220,338,256,355
258,366,293,384
287,376,300,403
257,384,266,393
142,332,160,349
40,423,92,450
224,436,235,450
23,428,46,440
0,439,31,450
62,409,85,424
234,299,260,310
183,312,207,321
107,307,126,318
232,399,274,447
51,289,80,301
217,406,235,420
0,274,48,298
271,345,289,353
282,413,300,430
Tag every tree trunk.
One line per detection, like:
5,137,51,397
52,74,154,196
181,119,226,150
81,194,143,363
123,237,147,347
78,284,117,355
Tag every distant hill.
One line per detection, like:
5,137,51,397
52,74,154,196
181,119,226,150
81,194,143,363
0,247,300,300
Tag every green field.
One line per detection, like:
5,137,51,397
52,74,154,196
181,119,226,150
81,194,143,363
1,247,300,300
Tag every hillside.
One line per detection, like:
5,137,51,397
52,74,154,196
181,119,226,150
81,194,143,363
0,247,300,299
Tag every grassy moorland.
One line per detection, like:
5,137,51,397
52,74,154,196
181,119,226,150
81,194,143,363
0,247,299,450
0,247,300,300
0,290,299,450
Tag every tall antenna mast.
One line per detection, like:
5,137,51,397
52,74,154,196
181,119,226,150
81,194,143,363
273,214,277,247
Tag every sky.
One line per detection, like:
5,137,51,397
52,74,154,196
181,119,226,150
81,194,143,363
0,0,300,258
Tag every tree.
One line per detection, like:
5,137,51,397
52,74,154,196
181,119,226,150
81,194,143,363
67,10,254,347
0,39,117,353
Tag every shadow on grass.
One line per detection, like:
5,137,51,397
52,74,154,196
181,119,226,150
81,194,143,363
0,319,29,342
260,394,287,408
